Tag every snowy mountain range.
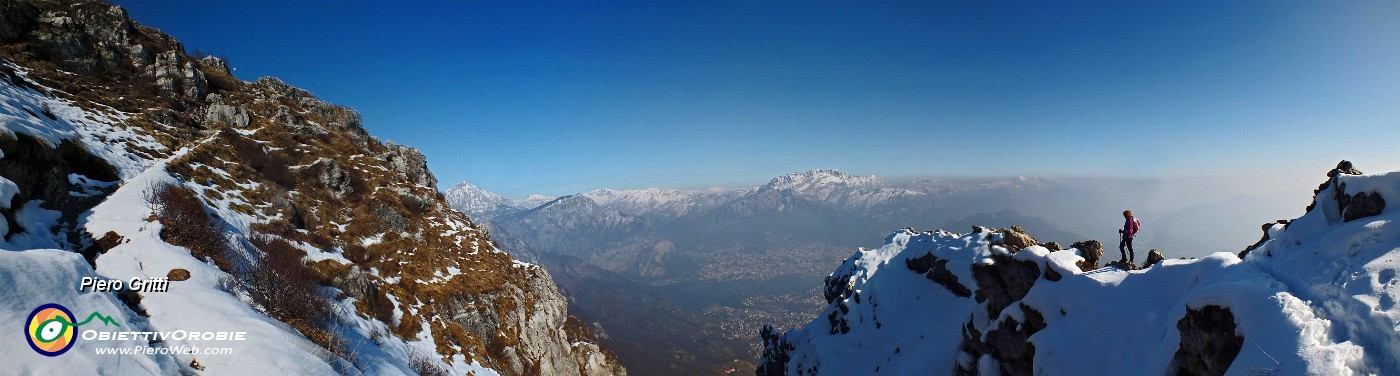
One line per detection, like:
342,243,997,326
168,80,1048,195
759,161,1400,375
448,170,1087,277
582,187,737,220
449,169,1065,230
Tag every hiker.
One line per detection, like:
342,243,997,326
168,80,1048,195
1119,210,1140,263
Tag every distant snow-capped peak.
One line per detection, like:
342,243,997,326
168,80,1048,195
444,181,553,219
445,181,512,211
515,194,556,209
761,169,881,193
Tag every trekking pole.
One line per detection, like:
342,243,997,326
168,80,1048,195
1117,229,1124,264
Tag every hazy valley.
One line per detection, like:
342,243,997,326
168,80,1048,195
447,169,1313,374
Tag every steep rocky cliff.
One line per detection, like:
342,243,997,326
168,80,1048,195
0,1,623,374
760,161,1399,376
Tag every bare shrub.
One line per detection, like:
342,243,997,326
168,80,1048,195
217,234,353,359
312,327,357,366
243,235,334,332
408,350,449,376
146,183,234,271
369,325,387,345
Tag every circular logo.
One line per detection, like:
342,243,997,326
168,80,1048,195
26,303,76,356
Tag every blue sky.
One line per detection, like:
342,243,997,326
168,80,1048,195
115,1,1400,198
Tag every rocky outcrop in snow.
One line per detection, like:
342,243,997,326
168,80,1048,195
759,162,1400,376
1144,249,1166,268
1069,239,1103,272
1169,305,1243,376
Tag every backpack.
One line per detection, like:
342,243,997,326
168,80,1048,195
1132,218,1142,234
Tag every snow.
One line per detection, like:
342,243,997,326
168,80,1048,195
2,200,65,250
68,173,116,198
304,246,353,264
0,62,166,179
361,234,385,247
1,69,349,368
763,169,881,193
0,249,182,374
770,170,1400,375
516,194,556,209
444,181,513,212
0,176,17,235
776,229,986,375
578,187,741,218
444,180,560,220
0,176,19,207
584,188,695,207
0,68,496,375
84,166,347,375
749,169,929,207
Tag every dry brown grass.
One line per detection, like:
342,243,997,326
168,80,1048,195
196,59,243,94
218,129,296,188
151,74,545,370
146,183,235,271
363,282,397,326
5,6,598,365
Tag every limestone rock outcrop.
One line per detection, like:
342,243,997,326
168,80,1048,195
0,1,625,374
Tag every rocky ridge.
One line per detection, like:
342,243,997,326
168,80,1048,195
0,1,623,374
758,161,1399,375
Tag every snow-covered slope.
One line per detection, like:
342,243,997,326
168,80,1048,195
1,2,623,375
1,249,183,374
1,57,391,376
764,169,878,192
760,162,1398,376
